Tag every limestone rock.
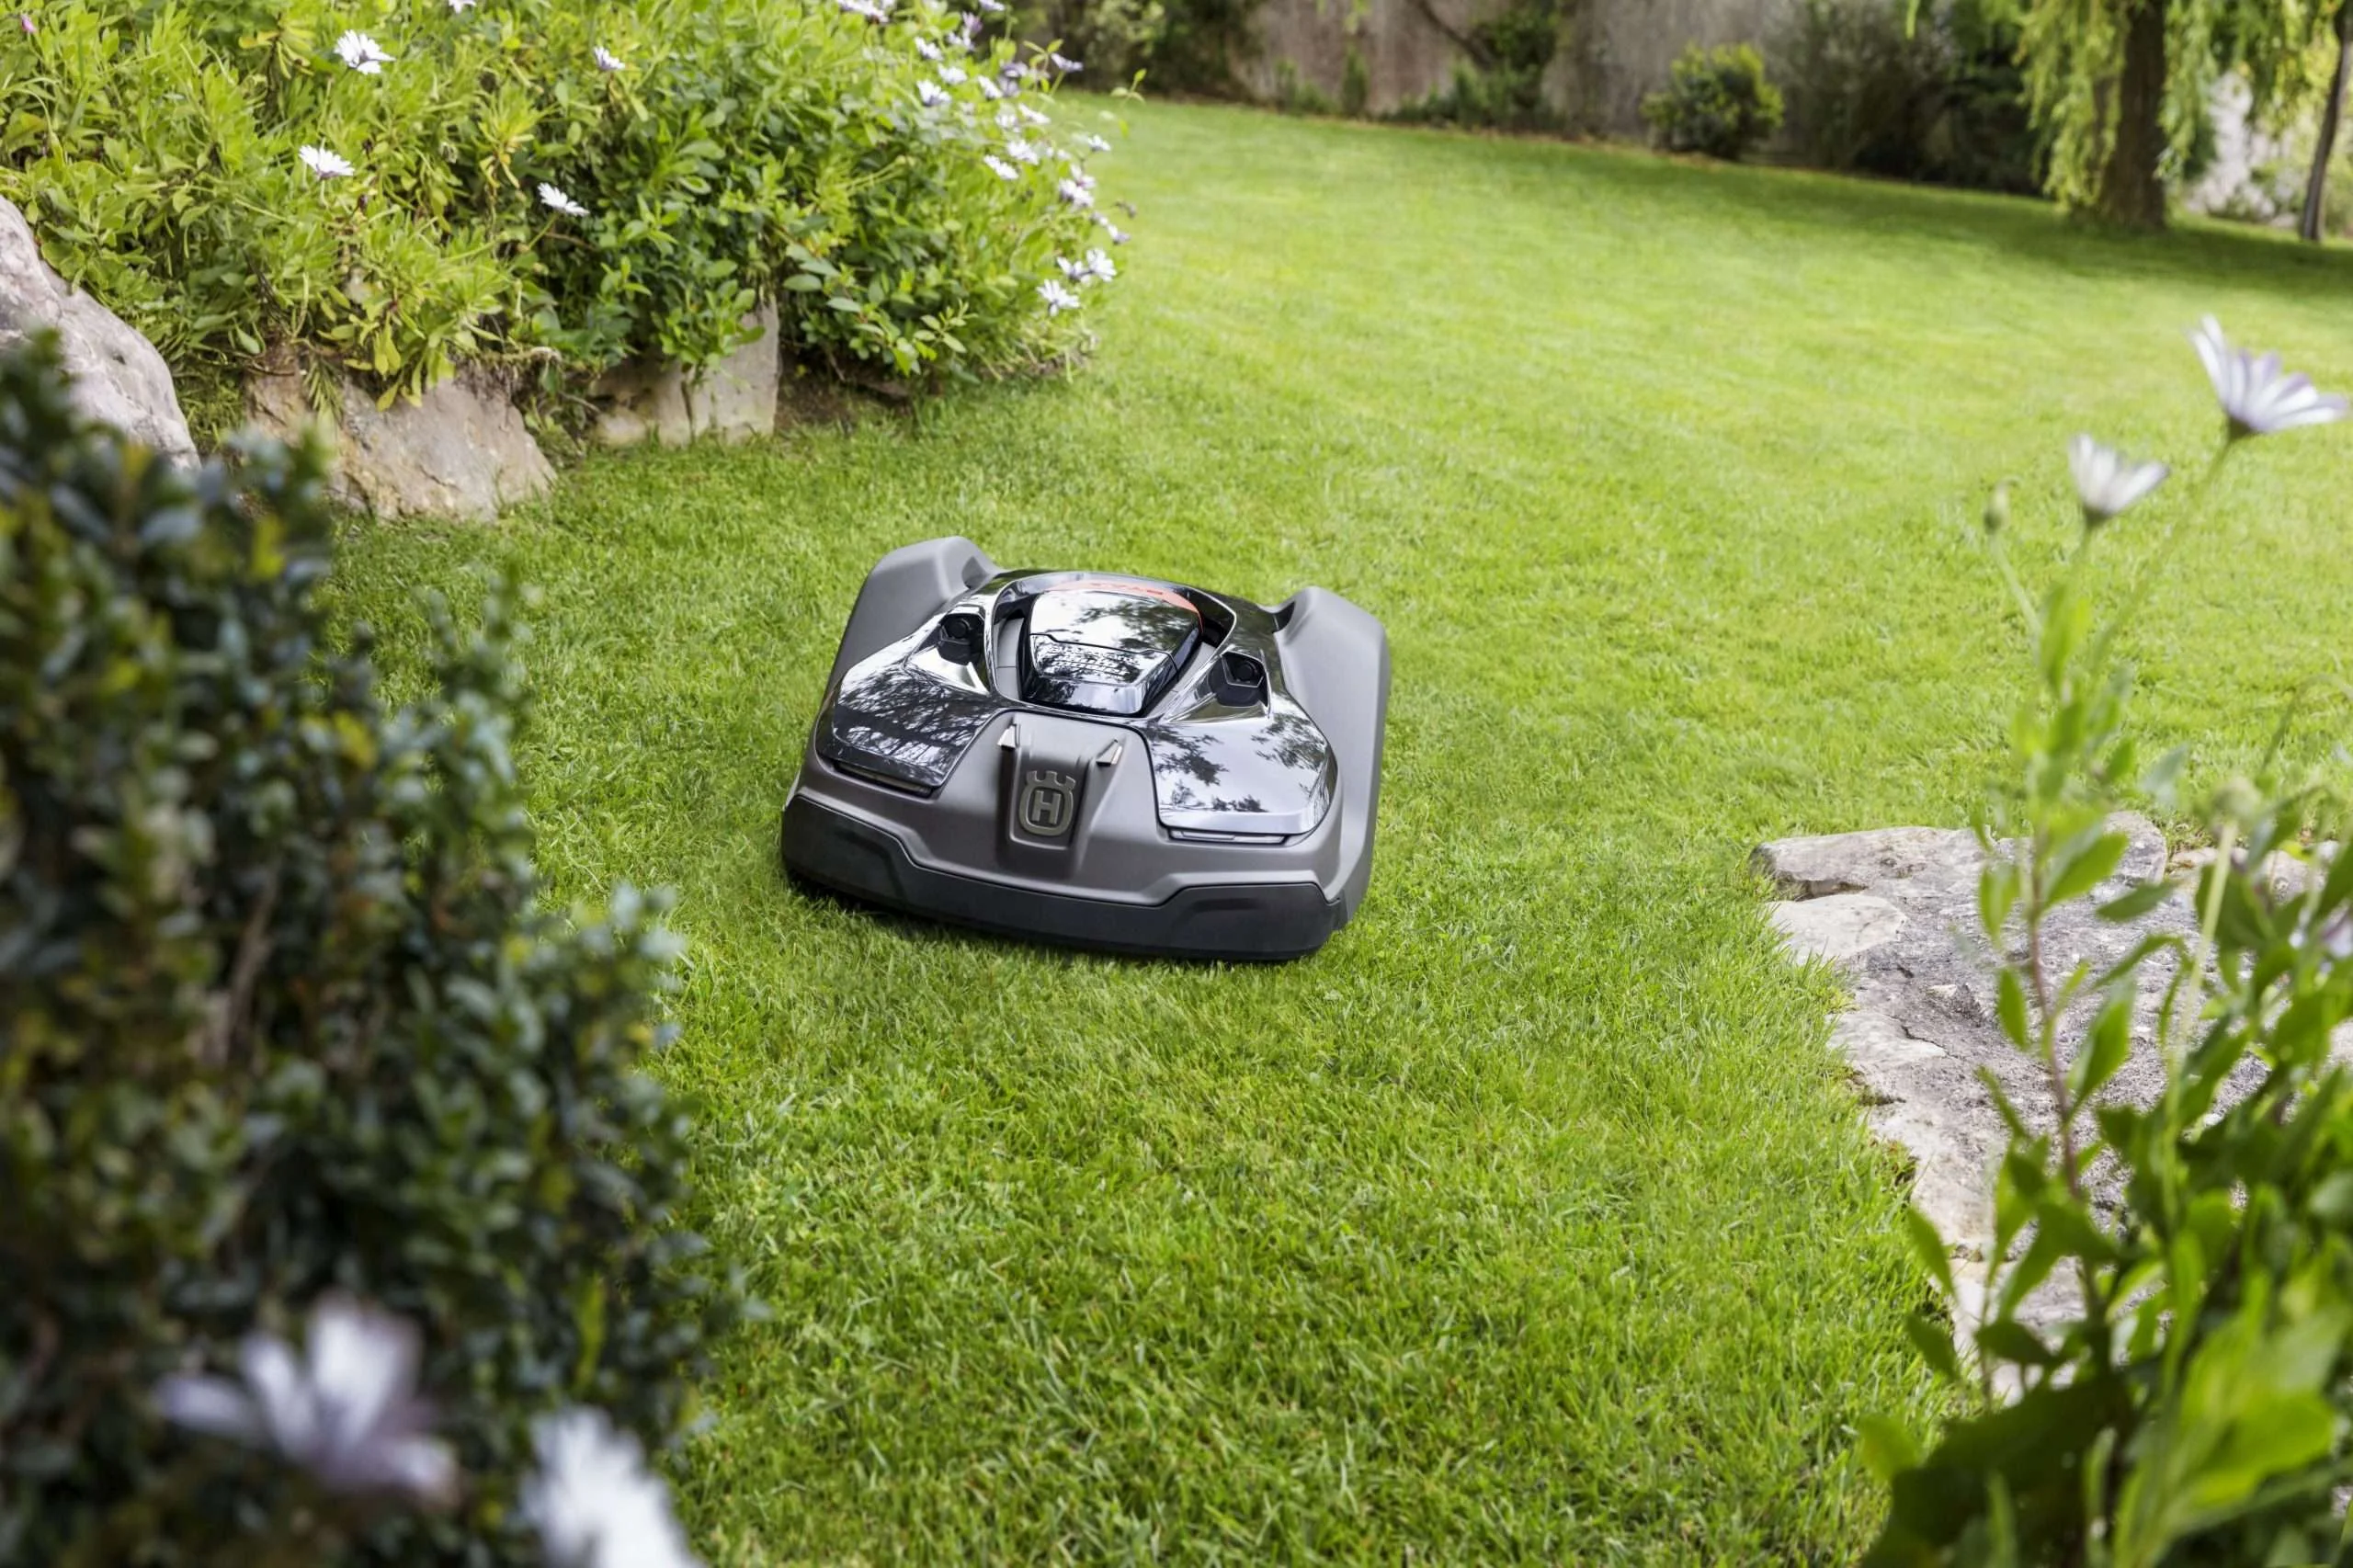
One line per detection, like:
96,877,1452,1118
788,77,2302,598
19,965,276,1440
1756,812,2228,1343
592,303,780,448
1753,825,1973,899
1768,892,1905,965
0,197,196,467
247,366,552,524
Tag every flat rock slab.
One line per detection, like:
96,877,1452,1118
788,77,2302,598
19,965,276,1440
1755,815,2222,1335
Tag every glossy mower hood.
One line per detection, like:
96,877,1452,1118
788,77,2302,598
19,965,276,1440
780,538,1390,960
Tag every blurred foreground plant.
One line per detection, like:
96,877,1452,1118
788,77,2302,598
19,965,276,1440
0,335,742,1565
1863,323,2353,1565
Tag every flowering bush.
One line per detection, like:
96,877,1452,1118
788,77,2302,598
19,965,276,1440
1641,42,1785,161
0,0,1125,403
1863,322,2353,1564
0,335,742,1564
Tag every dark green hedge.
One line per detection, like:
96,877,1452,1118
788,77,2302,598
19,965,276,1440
0,336,741,1565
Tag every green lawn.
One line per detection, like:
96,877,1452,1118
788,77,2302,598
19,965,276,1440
334,99,2353,1562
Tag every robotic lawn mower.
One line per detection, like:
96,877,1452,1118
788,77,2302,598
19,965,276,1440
780,537,1389,960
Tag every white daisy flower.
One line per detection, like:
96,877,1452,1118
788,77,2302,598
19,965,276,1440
1062,167,1096,192
978,77,1003,99
1017,103,1050,126
154,1297,455,1505
1095,215,1131,244
1006,136,1041,165
2066,434,2167,527
298,144,355,179
335,29,394,74
938,64,967,83
538,182,589,217
1038,279,1081,315
1080,132,1111,153
916,38,942,59
520,1408,700,1568
1056,176,1093,209
995,107,1020,129
2190,316,2349,439
977,0,1005,13
1050,51,1081,71
982,153,1018,180
449,0,477,11
917,79,949,106
593,44,625,71
1082,246,1117,281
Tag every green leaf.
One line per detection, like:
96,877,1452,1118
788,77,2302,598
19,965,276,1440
2309,1171,2353,1224
2094,879,2170,922
2046,829,2129,908
1903,1311,1965,1384
1995,1225,2067,1320
1974,1319,2056,1368
1979,858,2020,940
1857,1415,1921,1483
1902,1205,1956,1299
2068,994,2131,1101
1995,968,2031,1051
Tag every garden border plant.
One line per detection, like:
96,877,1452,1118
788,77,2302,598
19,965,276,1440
0,332,742,1566
0,0,1130,419
1863,320,2353,1566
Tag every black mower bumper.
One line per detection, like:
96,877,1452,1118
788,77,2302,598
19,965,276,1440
780,794,1346,962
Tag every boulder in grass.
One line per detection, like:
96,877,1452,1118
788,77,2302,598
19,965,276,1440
591,303,782,448
0,197,197,468
245,363,554,524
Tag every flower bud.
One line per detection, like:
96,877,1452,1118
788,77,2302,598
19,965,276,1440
1982,482,2010,538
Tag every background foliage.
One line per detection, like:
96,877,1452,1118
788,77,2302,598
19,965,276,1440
1392,0,1565,131
1641,40,1787,159
1012,0,1262,93
0,335,740,1566
0,0,1111,402
1778,0,2040,192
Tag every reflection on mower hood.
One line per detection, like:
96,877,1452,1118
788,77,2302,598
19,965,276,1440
1019,581,1202,717
816,569,1338,838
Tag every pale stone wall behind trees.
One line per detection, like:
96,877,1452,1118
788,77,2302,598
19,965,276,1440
1234,0,1797,131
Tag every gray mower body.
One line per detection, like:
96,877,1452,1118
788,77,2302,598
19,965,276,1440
780,537,1388,960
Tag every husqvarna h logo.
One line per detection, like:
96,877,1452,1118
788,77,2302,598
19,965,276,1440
1018,769,1077,837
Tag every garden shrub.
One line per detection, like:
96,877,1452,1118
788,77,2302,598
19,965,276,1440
1147,0,1266,95
1865,322,2353,1563
0,0,1119,403
1775,0,2037,194
1392,0,1562,131
1641,42,1785,161
1016,0,1165,87
1272,56,1338,115
1340,43,1370,118
0,335,741,1565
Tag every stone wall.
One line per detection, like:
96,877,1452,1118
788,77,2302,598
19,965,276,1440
1236,0,1795,133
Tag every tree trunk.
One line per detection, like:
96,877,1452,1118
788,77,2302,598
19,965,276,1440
2300,4,2353,243
2091,0,2169,230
